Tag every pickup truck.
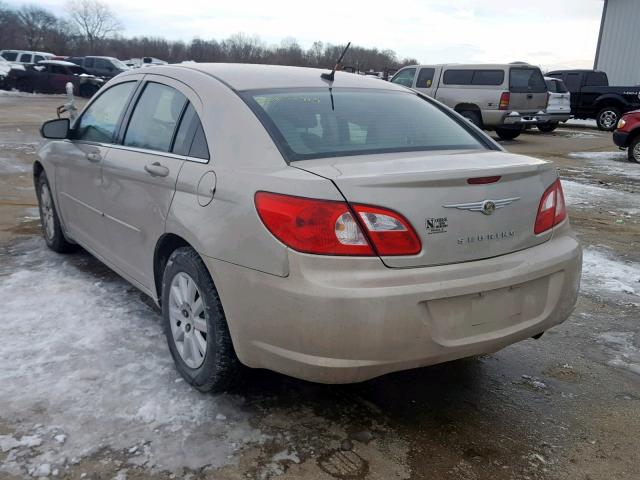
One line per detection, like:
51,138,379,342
545,69,640,131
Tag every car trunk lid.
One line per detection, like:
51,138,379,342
294,150,557,268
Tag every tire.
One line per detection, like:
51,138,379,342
537,123,558,133
628,135,640,163
495,127,522,140
16,77,33,93
596,107,621,131
162,247,241,392
36,173,77,253
79,83,99,98
459,110,482,128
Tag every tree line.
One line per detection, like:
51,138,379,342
0,0,417,72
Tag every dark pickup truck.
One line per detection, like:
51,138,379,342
546,69,640,130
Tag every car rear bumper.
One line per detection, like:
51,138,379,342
482,110,550,128
205,224,582,384
613,130,630,148
543,112,572,123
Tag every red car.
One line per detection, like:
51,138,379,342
613,109,640,163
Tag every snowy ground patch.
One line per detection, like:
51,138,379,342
564,119,598,129
561,179,640,216
597,332,640,376
0,238,263,477
568,151,640,181
581,248,640,297
0,90,65,98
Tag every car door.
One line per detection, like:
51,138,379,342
55,79,139,255
48,65,70,93
100,76,197,290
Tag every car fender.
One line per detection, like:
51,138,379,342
594,93,629,109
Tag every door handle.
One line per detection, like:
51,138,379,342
527,94,533,99
86,152,101,162
144,162,170,177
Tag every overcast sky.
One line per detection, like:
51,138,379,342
15,0,604,70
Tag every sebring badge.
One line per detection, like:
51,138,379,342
442,197,520,215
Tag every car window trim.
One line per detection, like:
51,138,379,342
71,79,141,145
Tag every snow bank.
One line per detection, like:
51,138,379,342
582,248,640,297
568,151,640,180
597,332,640,376
564,119,598,129
561,179,639,215
0,90,65,98
0,239,263,476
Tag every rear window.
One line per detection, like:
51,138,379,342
585,72,608,86
243,88,487,162
1,52,18,61
509,68,546,93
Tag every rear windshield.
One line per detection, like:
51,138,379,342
2,52,18,61
243,88,487,162
509,68,547,93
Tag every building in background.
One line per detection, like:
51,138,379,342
594,0,640,86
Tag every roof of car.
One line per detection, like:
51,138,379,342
546,69,605,74
39,60,78,67
402,63,537,70
119,63,410,92
0,50,54,56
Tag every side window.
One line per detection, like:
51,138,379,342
172,103,210,160
20,54,33,63
2,52,18,61
391,68,416,88
95,58,108,69
415,68,435,88
564,73,580,91
555,80,568,94
442,70,473,85
84,58,94,68
75,81,136,143
34,55,44,63
585,72,608,86
124,82,187,153
545,79,557,93
472,70,504,85
50,65,66,75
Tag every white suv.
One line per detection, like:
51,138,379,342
0,50,55,65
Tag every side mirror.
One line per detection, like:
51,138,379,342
41,118,70,139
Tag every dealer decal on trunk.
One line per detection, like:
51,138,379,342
426,217,448,234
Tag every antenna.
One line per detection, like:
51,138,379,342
321,42,351,82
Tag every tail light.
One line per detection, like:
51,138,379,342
499,92,510,110
255,192,421,256
534,179,567,234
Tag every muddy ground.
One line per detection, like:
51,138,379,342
0,93,638,480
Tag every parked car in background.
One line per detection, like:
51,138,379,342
391,63,549,140
67,56,129,78
537,76,572,133
613,109,640,162
0,56,11,88
7,60,103,97
546,69,640,131
35,63,581,390
125,57,168,68
0,50,54,65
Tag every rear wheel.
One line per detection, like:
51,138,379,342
628,136,640,163
16,77,33,93
495,127,522,140
162,247,241,392
596,107,621,131
36,173,77,253
459,110,482,128
537,123,558,133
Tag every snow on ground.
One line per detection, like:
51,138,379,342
0,142,38,174
597,332,640,376
0,90,65,98
564,119,598,129
561,179,639,216
568,151,640,181
581,248,640,297
0,238,263,477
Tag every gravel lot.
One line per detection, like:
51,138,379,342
1,92,638,480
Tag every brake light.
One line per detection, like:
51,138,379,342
254,192,421,256
534,179,567,234
467,176,501,185
499,92,510,110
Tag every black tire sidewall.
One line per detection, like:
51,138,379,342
629,137,640,163
538,123,558,133
161,248,237,391
495,128,521,140
460,111,481,128
36,173,73,252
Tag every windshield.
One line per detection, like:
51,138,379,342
108,57,129,70
243,88,487,161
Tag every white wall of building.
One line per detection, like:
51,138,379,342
595,0,640,86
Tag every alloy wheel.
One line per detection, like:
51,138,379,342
168,272,208,369
599,110,618,130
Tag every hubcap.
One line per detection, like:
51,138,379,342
600,110,618,129
168,272,208,369
39,183,55,241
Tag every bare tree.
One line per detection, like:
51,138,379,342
18,5,57,51
66,0,121,54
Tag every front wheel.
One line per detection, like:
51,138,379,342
628,136,640,163
36,173,77,253
162,247,241,392
537,122,558,133
495,127,522,140
596,107,621,131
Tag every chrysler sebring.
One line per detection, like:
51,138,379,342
35,64,582,391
